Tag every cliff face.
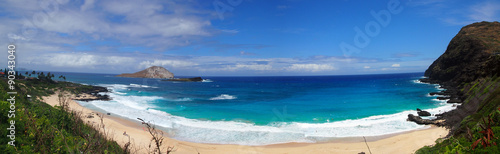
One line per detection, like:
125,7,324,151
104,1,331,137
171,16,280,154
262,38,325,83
424,21,500,85
116,66,174,79
420,21,500,135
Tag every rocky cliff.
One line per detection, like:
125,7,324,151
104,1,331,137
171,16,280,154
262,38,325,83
116,66,174,79
424,21,500,86
417,21,500,138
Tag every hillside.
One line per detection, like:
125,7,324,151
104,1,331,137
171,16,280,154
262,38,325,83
417,21,500,153
116,66,174,79
0,73,125,153
424,21,500,85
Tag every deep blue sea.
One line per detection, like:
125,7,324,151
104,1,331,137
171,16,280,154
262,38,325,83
49,72,455,145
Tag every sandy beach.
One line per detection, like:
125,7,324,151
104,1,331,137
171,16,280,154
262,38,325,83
43,93,449,154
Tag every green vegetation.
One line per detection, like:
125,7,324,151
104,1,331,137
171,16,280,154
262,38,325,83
0,73,125,153
416,77,500,154
1,72,176,153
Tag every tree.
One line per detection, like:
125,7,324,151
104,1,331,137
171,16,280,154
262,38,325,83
32,70,35,74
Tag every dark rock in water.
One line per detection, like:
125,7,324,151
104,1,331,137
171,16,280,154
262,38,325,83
416,108,422,112
436,96,451,100
417,110,431,116
429,92,442,96
419,78,438,84
447,98,462,103
407,114,444,126
73,85,111,102
165,77,203,82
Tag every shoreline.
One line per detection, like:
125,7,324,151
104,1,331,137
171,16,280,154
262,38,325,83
42,92,449,154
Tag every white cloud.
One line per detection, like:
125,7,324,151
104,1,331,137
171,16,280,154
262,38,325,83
48,54,99,67
0,0,213,50
381,67,399,71
469,1,500,22
228,64,273,71
364,66,371,69
106,56,136,65
286,64,336,72
407,0,500,25
391,63,401,67
24,53,136,69
139,60,197,69
81,0,96,11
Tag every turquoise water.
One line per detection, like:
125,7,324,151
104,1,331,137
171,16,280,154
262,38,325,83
55,72,454,145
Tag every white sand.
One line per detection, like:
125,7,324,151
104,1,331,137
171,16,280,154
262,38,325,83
43,93,449,154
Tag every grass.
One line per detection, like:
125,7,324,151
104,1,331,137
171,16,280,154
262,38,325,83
1,73,179,153
416,77,500,154
0,77,126,153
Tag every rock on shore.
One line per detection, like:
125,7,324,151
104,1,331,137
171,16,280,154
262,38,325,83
73,85,110,102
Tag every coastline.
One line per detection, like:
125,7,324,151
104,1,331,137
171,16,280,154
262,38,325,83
42,92,449,154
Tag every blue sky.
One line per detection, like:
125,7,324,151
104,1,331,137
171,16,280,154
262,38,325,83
0,0,499,76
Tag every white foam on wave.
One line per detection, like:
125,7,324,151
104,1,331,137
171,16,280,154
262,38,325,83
80,79,458,146
129,83,158,88
98,84,129,91
209,94,237,100
173,98,193,102
99,83,158,91
114,91,127,95
81,92,455,146
202,79,213,82
412,79,424,84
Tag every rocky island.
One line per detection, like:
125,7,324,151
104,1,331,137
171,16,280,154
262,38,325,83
116,66,203,81
116,66,174,79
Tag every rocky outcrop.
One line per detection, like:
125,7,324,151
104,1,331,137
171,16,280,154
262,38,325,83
423,21,500,85
413,22,500,133
416,108,431,117
73,85,110,102
407,114,444,126
116,66,174,79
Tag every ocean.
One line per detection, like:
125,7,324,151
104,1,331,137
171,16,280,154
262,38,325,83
54,72,455,145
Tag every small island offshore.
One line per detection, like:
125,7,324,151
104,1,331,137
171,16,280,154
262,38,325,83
116,66,203,82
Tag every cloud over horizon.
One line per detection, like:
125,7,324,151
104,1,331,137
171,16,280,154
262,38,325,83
0,0,490,76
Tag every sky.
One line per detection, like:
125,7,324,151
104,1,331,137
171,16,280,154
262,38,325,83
0,0,499,76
